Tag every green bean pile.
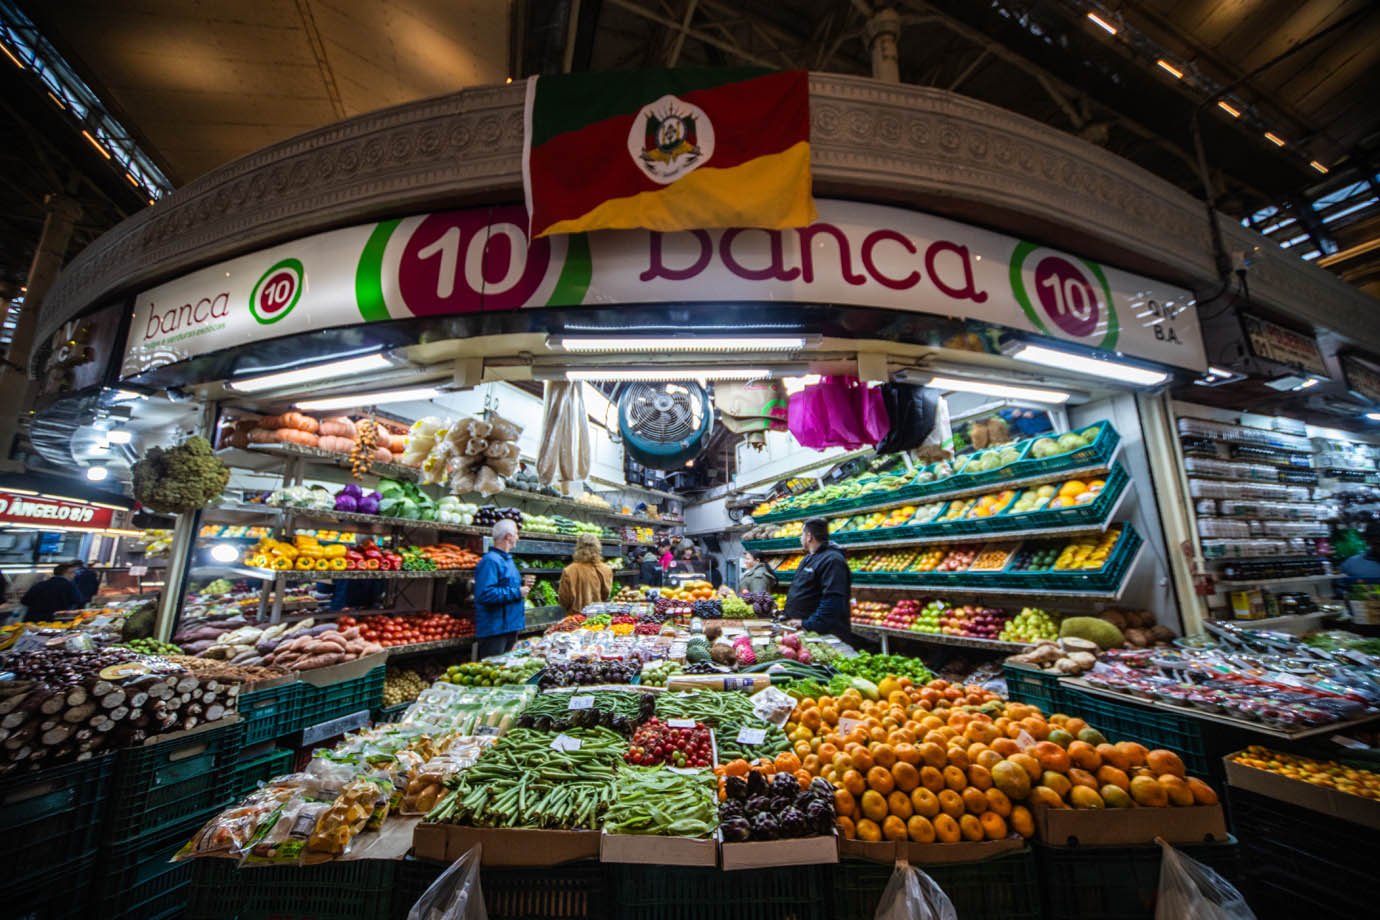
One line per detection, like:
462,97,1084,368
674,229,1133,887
426,727,626,829
520,689,653,720
602,766,718,837
654,690,791,761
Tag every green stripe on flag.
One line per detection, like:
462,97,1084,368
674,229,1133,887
530,67,770,148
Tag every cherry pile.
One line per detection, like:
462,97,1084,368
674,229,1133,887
625,717,714,768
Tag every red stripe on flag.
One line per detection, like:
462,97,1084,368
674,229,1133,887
529,71,808,234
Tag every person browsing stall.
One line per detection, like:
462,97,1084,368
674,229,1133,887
20,563,87,622
558,533,615,615
473,519,528,657
738,550,778,595
782,518,851,640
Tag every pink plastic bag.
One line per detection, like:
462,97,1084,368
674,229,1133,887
788,376,885,450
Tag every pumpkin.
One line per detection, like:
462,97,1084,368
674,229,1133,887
319,417,356,438
318,435,354,453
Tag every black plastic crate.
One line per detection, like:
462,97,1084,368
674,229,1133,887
298,667,385,730
391,855,449,920
1062,685,1213,779
226,745,293,800
834,850,1041,920
612,864,828,920
187,856,395,920
3,755,111,891
104,720,243,844
1228,786,1376,918
1035,837,1243,920
92,815,210,920
484,862,610,920
14,849,95,920
236,680,302,745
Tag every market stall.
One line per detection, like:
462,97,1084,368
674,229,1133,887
13,68,1380,920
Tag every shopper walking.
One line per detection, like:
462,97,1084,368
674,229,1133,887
70,559,100,604
473,519,528,658
558,533,615,615
636,548,663,588
738,550,778,595
20,563,87,622
782,519,851,641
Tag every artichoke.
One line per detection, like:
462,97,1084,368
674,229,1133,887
771,773,801,799
725,775,749,801
746,771,767,797
720,816,752,842
749,813,781,841
779,806,809,838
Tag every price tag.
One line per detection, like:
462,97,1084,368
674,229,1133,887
667,766,703,776
667,718,696,729
475,726,501,737
736,727,767,746
129,565,148,577
551,734,582,752
567,695,594,711
838,716,864,736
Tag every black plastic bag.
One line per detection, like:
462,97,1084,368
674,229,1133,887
876,383,938,455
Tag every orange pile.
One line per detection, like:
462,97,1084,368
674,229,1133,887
786,677,1219,844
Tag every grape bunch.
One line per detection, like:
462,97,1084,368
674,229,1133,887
740,592,778,618
692,598,723,620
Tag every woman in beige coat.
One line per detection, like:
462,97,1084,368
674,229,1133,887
558,533,614,614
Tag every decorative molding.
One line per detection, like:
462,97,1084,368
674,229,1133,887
32,73,1380,373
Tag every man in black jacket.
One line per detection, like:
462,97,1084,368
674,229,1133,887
783,518,851,640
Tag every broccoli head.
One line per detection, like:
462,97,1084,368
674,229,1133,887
132,436,230,513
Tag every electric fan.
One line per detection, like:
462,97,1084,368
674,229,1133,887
617,381,712,470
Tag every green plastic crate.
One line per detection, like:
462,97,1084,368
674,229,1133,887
741,536,802,552
1035,837,1242,920
3,755,110,891
1061,684,1212,778
1015,421,1121,479
188,855,395,920
236,680,303,745
93,815,210,919
950,440,1033,490
227,745,293,799
612,864,829,920
833,850,1041,920
298,666,386,731
104,721,243,844
1003,662,1070,715
14,849,95,920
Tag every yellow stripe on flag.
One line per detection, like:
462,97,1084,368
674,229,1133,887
537,142,815,238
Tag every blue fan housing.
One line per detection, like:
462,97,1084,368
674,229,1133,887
618,382,712,470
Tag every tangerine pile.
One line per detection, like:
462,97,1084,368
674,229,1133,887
784,676,1219,844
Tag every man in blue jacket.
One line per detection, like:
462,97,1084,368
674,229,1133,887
474,519,528,658
783,518,852,641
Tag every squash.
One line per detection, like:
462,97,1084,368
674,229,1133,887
318,435,354,453
276,428,319,447
319,417,356,438
248,428,279,444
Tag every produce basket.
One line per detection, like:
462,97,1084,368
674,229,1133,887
741,536,805,553
236,679,303,745
15,848,95,920
227,745,294,799
1002,662,1070,715
1035,837,1241,920
2,754,110,890
297,665,386,731
833,850,1041,920
908,457,971,498
93,816,204,920
611,864,830,920
1061,683,1212,778
188,855,395,920
104,720,244,844
1227,786,1375,917
950,440,1033,489
1037,526,1143,593
991,463,1129,533
1014,422,1120,478
372,700,413,724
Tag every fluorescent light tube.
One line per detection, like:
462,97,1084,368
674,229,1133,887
1217,101,1241,118
1366,412,1380,422
229,354,395,393
85,466,109,482
1264,132,1286,147
1309,160,1329,174
924,376,1070,404
1008,343,1170,386
1209,367,1235,378
564,368,772,382
1086,12,1117,35
106,429,133,445
1156,60,1184,79
549,335,809,352
296,386,443,411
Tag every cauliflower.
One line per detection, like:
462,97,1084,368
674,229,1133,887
132,436,230,514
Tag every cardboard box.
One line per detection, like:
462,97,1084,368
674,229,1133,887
600,830,717,867
720,833,838,871
838,837,1026,865
411,824,601,865
1225,752,1380,831
1034,803,1228,846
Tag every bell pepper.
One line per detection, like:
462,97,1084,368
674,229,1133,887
314,558,331,571
273,556,294,571
365,558,381,570
295,557,316,571
329,557,347,570
324,545,347,559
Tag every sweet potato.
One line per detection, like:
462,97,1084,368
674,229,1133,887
296,653,345,669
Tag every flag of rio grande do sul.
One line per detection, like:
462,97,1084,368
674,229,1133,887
522,68,816,238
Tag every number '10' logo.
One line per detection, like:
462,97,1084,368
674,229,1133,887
1009,241,1119,350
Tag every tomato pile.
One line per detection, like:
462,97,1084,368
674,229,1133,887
337,612,474,647
626,717,714,768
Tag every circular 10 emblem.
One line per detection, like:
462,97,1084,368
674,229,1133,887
250,258,304,325
1009,241,1118,349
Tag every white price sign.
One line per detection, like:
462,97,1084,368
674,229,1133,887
667,718,696,729
551,734,582,752
736,727,767,746
567,695,594,711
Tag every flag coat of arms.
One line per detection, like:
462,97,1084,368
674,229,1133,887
522,68,815,238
